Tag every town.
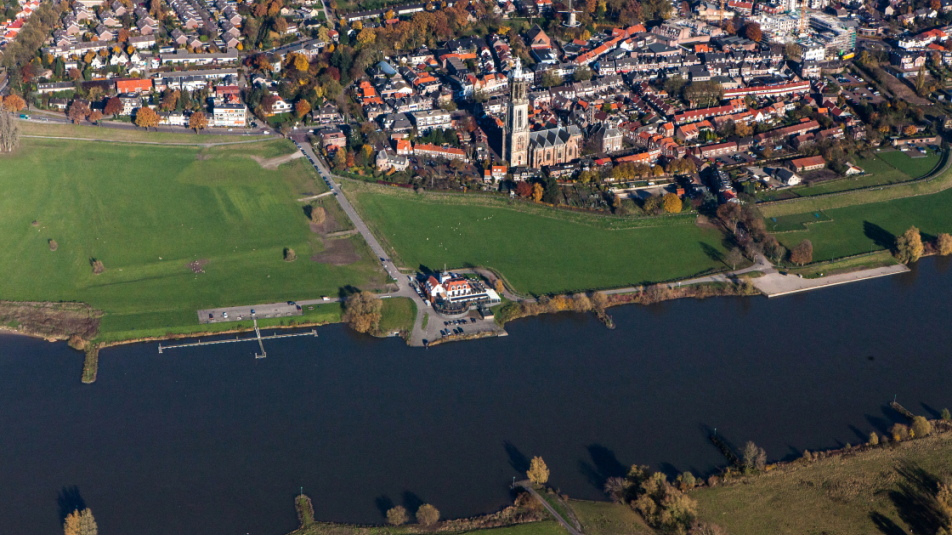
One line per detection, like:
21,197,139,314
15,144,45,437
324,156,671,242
0,0,949,212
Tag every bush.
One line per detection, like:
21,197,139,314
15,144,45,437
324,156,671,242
342,291,382,334
48,239,58,251
284,247,297,262
937,233,952,256
90,259,105,274
895,226,924,264
309,204,326,224
890,423,910,442
416,504,440,526
386,506,408,526
911,416,932,438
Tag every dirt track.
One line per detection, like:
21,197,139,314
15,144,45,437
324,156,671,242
251,151,304,170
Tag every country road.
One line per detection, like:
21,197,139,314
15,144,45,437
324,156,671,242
289,134,436,346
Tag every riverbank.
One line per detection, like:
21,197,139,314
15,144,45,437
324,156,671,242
278,416,952,535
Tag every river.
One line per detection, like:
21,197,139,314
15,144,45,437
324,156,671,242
2,258,951,535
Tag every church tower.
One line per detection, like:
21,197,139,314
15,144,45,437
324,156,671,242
507,68,529,167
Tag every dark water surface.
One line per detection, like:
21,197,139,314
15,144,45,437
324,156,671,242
2,258,952,535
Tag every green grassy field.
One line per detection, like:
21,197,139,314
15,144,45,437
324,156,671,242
569,501,654,535
774,185,952,261
766,211,832,232
378,297,416,333
0,138,386,341
348,188,734,296
692,433,952,535
878,148,941,179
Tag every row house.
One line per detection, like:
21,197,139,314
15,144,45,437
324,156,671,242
754,119,821,143
414,143,468,161
697,141,738,158
673,99,746,125
389,95,433,113
723,80,811,99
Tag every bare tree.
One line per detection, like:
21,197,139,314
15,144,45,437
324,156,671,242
742,441,766,471
0,111,20,152
725,248,744,270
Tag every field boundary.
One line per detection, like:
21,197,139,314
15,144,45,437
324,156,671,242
344,179,699,231
20,134,280,148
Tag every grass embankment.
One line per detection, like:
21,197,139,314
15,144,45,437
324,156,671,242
378,297,417,334
761,147,952,218
346,182,734,296
289,521,568,535
19,120,275,144
783,250,899,278
0,138,386,344
692,431,952,535
568,501,654,535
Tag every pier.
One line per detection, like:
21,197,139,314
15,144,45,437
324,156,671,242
158,326,318,355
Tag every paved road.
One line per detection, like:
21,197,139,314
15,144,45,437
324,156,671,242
288,134,434,345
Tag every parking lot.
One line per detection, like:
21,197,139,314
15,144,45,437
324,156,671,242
198,301,303,324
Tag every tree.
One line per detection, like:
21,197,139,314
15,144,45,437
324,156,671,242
160,89,179,111
63,508,97,535
937,233,952,255
134,107,159,129
516,181,533,197
295,99,311,119
104,97,122,117
1,94,26,111
574,65,593,81
942,408,951,420
387,506,408,526
68,100,91,123
531,182,544,202
189,111,208,132
416,504,440,526
0,111,20,153
527,456,550,485
333,148,347,170
895,226,924,264
742,441,766,471
915,66,928,96
725,248,744,270
911,415,932,438
343,291,382,334
716,202,742,233
790,239,813,266
662,193,681,213
88,110,103,124
541,70,563,88
744,22,762,42
868,432,879,446
357,28,376,47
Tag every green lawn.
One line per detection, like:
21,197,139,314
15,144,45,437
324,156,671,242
692,433,952,535
877,148,941,179
348,188,734,296
378,297,416,333
774,185,952,261
766,211,832,232
0,138,385,341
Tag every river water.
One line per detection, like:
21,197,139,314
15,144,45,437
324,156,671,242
2,258,951,535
